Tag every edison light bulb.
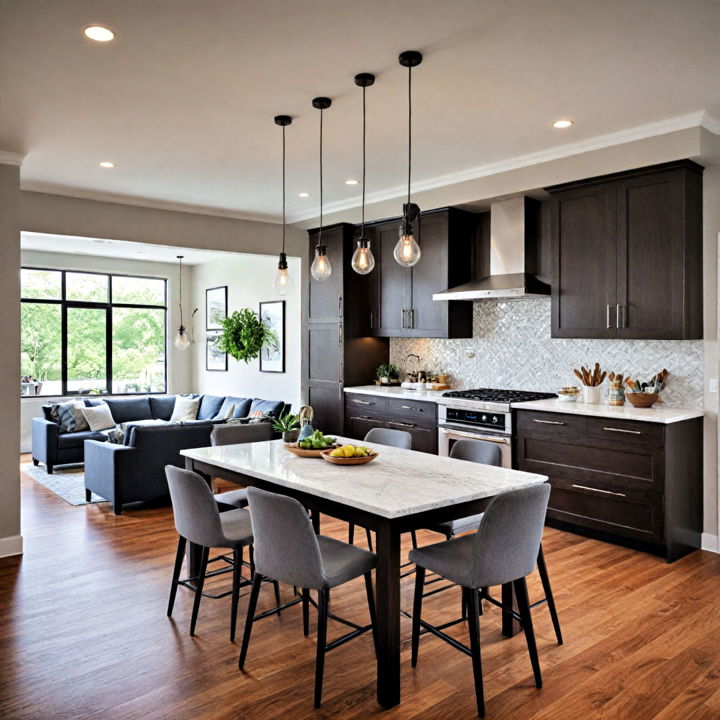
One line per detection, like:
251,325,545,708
311,246,332,281
394,229,421,267
274,267,292,295
351,240,375,275
174,329,190,350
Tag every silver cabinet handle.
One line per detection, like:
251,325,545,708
532,419,566,425
603,426,641,435
401,405,424,412
338,323,342,346
616,304,624,329
351,399,373,405
338,296,343,318
388,420,416,428
572,484,627,498
606,304,611,329
369,311,374,329
401,309,406,329
409,309,415,329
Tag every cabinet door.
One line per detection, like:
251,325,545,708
307,323,342,383
308,227,344,323
375,221,411,336
307,382,344,436
346,415,385,441
616,170,685,339
551,183,617,338
408,212,450,337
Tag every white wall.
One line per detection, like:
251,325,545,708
18,249,196,452
190,253,302,412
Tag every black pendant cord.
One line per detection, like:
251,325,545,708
407,64,412,207
177,256,184,328
319,106,324,246
361,84,366,236
281,124,286,255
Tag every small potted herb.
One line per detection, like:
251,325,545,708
376,363,399,385
273,412,301,442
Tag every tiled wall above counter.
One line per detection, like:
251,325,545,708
390,299,704,408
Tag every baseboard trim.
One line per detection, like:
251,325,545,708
0,535,24,559
701,532,719,553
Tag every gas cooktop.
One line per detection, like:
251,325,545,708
442,389,557,404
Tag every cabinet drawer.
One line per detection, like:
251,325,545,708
384,422,437,454
587,417,664,446
516,410,587,437
547,483,663,542
346,415,386,441
345,394,388,415
387,398,437,424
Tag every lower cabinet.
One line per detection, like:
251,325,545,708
344,393,438,454
515,409,702,562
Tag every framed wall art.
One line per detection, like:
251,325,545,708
206,286,227,330
206,331,227,371
259,300,285,373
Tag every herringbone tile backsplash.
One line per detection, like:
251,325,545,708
390,299,704,408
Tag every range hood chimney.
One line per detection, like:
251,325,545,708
433,196,550,301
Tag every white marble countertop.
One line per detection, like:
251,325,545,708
513,398,704,424
344,385,449,402
181,438,547,519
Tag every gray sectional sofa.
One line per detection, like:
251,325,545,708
31,394,289,515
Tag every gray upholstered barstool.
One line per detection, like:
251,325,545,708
425,439,562,645
410,483,551,717
165,466,279,641
210,422,273,510
239,487,377,709
348,427,413,551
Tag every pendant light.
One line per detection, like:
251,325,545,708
273,114,293,296
394,50,423,268
310,97,333,281
174,255,190,350
351,73,376,275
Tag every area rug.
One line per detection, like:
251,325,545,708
21,463,107,506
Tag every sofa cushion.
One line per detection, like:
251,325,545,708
197,394,225,420
83,398,104,407
41,405,54,422
249,398,285,419
57,430,109,449
149,395,177,421
57,400,90,433
122,419,171,446
81,402,116,431
221,397,252,419
105,397,153,424
170,396,200,422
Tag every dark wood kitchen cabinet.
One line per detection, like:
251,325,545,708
548,160,703,339
303,223,389,435
344,392,438,454
371,207,475,339
515,408,703,562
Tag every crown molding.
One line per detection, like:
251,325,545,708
288,110,716,223
0,150,25,166
21,182,282,225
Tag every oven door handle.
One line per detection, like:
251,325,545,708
439,426,511,444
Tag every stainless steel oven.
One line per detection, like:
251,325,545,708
437,405,512,468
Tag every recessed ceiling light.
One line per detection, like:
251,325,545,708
345,179,359,185
552,119,573,129
298,192,310,198
83,25,115,42
98,161,115,168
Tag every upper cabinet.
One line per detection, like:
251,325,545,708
548,160,703,340
372,207,475,339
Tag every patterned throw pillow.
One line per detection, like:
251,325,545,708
57,400,90,433
49,404,63,425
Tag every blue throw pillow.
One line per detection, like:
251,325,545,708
249,398,285,419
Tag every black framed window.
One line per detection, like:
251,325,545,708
21,268,168,397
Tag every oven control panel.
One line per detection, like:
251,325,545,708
441,407,508,433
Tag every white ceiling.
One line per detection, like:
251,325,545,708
2,0,719,224
21,232,237,265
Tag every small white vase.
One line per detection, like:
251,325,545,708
582,386,601,404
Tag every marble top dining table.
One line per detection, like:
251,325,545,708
181,438,548,710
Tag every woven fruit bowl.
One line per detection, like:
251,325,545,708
320,449,378,465
626,392,660,408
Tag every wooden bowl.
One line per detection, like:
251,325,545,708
285,443,339,458
320,449,378,465
626,392,660,408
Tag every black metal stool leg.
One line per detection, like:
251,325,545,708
230,546,241,642
365,528,373,552
238,574,262,669
302,588,310,636
167,535,187,617
411,530,418,550
411,566,425,667
348,522,355,544
314,588,329,708
273,579,282,615
514,577,542,689
466,586,486,717
189,546,209,636
537,545,563,645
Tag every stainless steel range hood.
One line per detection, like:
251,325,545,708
433,196,550,301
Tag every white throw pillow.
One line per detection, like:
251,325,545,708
81,402,116,432
213,403,235,421
170,395,200,422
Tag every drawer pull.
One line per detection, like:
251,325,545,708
388,421,416,429
401,405,424,412
532,419,566,425
351,399,373,405
603,427,642,435
572,484,627,498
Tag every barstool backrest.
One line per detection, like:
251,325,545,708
469,483,550,588
211,422,273,447
364,427,412,449
165,466,225,548
246,487,326,590
449,438,502,466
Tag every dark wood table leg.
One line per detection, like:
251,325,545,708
501,581,521,637
184,457,209,578
374,521,401,709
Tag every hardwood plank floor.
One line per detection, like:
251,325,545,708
2,455,720,719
